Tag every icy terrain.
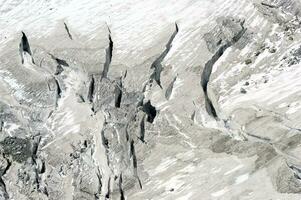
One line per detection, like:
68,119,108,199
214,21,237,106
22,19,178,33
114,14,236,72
1,0,301,199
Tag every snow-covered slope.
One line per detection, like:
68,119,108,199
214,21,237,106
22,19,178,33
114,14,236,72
1,0,301,199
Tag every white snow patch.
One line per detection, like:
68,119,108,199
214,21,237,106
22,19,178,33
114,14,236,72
278,102,288,108
224,164,244,175
269,24,279,36
5,123,20,136
235,173,249,184
211,167,221,174
212,47,232,74
286,101,301,114
169,77,184,100
180,164,196,173
211,187,229,197
150,158,177,176
177,192,193,200
162,175,185,191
